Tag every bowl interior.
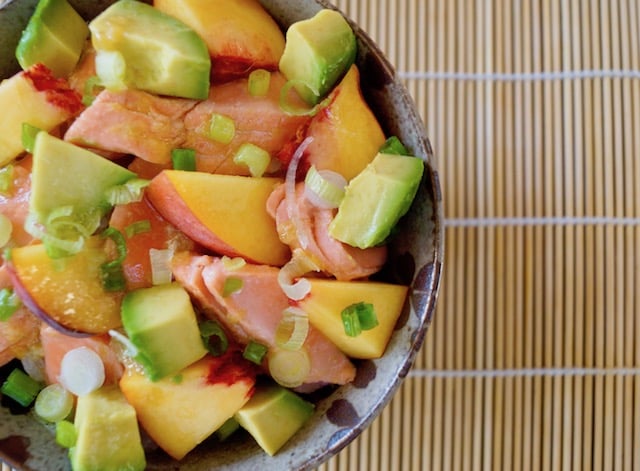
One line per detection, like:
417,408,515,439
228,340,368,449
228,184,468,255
0,1,443,469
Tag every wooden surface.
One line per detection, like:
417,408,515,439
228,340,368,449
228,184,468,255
320,0,640,470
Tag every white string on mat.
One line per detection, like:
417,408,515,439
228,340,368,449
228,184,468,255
408,367,640,379
444,216,640,228
398,69,640,82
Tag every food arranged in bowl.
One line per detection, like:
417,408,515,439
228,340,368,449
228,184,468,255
0,0,443,469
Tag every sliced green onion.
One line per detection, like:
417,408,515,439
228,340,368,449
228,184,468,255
171,148,197,171
277,249,319,300
34,384,74,423
82,75,103,106
125,219,151,238
279,79,326,117
379,136,410,156
105,178,150,205
243,340,268,365
100,227,127,292
149,248,174,285
0,287,21,321
24,213,85,258
0,165,13,194
108,329,139,358
221,256,246,271
209,113,236,145
275,307,309,351
268,348,310,388
58,346,106,396
55,420,77,448
21,123,42,153
222,276,243,297
304,165,347,209
0,213,13,248
45,205,101,239
200,320,229,357
341,302,378,337
1,368,43,407
232,143,270,177
215,417,240,441
95,50,127,91
248,69,271,97
26,205,104,259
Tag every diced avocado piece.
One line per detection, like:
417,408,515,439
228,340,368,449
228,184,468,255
89,0,211,99
234,384,314,456
329,152,424,248
278,9,356,105
15,0,89,77
69,385,146,471
29,132,135,232
121,283,207,381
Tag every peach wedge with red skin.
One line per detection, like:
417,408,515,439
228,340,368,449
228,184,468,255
145,170,290,266
119,354,256,460
154,0,285,82
304,65,386,181
8,241,123,335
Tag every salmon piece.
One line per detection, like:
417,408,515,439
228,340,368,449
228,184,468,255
183,72,310,175
127,157,171,180
0,265,41,366
0,155,36,247
64,89,197,164
0,266,39,364
108,199,195,290
39,324,123,386
267,183,387,281
172,253,356,391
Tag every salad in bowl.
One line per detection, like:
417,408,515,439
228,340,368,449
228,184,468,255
0,0,443,469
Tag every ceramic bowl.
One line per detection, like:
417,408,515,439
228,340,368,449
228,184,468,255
0,1,443,469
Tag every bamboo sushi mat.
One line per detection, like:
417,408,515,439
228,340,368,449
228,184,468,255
322,0,640,470
4,0,640,470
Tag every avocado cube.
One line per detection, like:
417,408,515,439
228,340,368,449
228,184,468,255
89,0,211,99
279,9,356,105
121,283,207,381
30,132,136,226
329,152,424,249
16,0,89,77
69,385,146,471
234,385,314,455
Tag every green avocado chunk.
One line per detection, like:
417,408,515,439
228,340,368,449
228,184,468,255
15,0,89,77
329,152,424,249
89,0,211,99
30,132,136,222
121,283,207,381
69,385,146,471
234,384,314,456
278,9,356,105
28,132,136,256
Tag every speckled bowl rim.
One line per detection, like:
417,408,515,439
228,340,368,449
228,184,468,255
0,1,444,470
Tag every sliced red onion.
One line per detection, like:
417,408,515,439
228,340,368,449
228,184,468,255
284,136,313,250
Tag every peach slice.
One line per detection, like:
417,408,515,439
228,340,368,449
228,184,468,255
145,170,290,266
8,240,123,335
154,0,285,82
119,353,256,460
304,65,386,181
298,278,409,359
